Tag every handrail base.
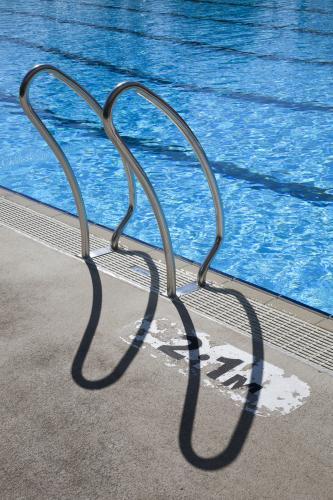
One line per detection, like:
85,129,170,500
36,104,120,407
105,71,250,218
88,246,113,258
176,281,200,297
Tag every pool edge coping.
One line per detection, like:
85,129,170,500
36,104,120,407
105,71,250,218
0,185,332,334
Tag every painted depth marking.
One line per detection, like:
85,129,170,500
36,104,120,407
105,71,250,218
121,318,310,417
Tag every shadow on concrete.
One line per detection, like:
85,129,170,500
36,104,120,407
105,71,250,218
174,285,264,470
72,257,263,470
71,250,159,389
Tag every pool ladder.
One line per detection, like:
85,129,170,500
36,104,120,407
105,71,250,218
20,64,223,298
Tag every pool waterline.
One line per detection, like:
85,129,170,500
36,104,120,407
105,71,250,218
2,183,331,320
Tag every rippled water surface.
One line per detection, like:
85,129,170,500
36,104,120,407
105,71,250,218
0,0,332,313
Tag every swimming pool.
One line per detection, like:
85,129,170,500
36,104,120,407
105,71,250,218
0,0,332,313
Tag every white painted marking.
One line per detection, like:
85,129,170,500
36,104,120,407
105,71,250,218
121,318,310,417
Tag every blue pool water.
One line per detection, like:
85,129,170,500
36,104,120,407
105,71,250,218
0,0,332,313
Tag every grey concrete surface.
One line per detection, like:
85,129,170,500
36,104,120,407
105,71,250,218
0,225,332,500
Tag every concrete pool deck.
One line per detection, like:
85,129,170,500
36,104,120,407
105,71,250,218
0,188,332,499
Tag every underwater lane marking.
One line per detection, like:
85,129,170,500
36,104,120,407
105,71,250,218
2,34,333,114
3,7,333,66
47,0,333,36
184,0,333,16
121,318,310,417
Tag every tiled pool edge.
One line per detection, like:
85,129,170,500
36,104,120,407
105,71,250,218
1,186,331,320
1,187,332,373
1,186,331,326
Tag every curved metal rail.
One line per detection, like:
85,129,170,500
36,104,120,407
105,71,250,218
103,82,224,296
103,87,176,297
20,67,223,298
19,64,135,258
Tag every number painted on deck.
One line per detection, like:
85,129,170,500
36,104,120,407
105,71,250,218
121,318,310,417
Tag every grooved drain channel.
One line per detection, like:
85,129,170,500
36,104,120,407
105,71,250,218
1,196,332,372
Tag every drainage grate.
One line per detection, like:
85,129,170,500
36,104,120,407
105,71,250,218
1,196,332,372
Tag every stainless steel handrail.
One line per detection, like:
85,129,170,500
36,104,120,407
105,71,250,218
103,82,224,295
19,64,136,258
103,85,177,297
20,67,223,297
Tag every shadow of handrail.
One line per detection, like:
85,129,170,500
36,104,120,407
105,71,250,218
173,285,264,470
71,250,159,389
71,259,263,470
